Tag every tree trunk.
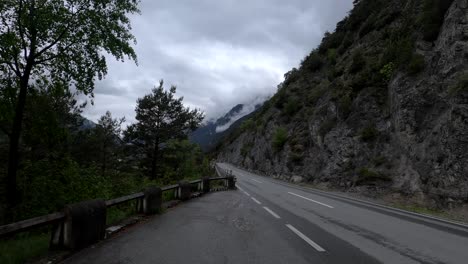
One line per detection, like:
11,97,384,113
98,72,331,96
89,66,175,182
6,77,28,208
150,139,159,179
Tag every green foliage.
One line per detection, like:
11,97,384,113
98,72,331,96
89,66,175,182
349,50,366,73
337,33,354,55
356,167,391,185
272,128,288,152
240,119,255,132
381,36,414,68
327,49,337,64
360,124,378,141
301,52,323,72
283,98,301,117
125,81,204,179
319,31,345,54
449,71,468,95
419,0,455,41
0,232,49,264
338,95,353,118
308,81,328,106
379,62,395,81
319,118,337,137
288,152,304,164
408,54,426,75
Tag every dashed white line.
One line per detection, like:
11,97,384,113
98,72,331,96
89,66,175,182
286,224,326,252
251,179,262,183
251,197,262,205
263,207,281,219
288,192,334,208
236,185,250,196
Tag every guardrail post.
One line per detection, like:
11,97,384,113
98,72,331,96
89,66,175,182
178,181,192,201
227,176,236,189
63,199,106,249
141,186,162,215
202,177,210,193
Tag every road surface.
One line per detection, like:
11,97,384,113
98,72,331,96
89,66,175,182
64,163,468,264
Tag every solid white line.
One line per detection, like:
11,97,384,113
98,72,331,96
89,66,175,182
286,224,326,252
251,197,262,205
236,185,245,192
263,207,281,219
243,191,250,196
288,192,334,208
251,179,262,183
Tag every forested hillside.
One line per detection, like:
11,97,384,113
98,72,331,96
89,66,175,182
217,0,468,208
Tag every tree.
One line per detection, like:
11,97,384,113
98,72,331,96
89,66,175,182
0,0,139,206
125,81,204,179
95,111,125,177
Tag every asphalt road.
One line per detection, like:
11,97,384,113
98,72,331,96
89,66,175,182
63,163,468,264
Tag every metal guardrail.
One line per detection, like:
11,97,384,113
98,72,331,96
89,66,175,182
0,175,235,238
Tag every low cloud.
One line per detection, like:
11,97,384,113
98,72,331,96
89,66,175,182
82,0,353,126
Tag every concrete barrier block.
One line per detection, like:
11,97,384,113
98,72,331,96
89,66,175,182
179,181,192,201
63,199,106,249
227,176,236,189
142,186,162,215
202,177,210,193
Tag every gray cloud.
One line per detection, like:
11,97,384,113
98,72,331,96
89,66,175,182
83,0,353,125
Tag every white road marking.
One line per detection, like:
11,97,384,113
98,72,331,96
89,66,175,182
251,179,262,183
243,191,250,196
263,207,281,219
286,224,326,252
251,197,262,205
288,192,334,208
236,185,250,196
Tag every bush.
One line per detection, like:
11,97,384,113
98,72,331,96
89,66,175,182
327,49,337,64
420,0,455,41
360,124,378,141
283,98,301,117
349,50,366,73
338,95,353,118
408,54,425,75
449,71,468,95
379,62,395,81
356,167,391,185
240,142,253,157
301,52,323,72
240,119,255,132
319,31,345,54
272,128,288,152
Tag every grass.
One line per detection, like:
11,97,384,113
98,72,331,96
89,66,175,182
0,232,50,264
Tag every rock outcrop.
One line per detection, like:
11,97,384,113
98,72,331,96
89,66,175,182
217,0,468,207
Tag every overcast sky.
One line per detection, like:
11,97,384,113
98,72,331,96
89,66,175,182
82,0,353,125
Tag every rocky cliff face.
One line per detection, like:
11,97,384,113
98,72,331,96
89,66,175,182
217,0,468,206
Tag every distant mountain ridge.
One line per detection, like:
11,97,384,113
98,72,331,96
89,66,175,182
190,103,262,151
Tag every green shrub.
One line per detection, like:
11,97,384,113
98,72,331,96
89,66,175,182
408,53,425,75
240,119,255,131
349,50,366,73
419,0,455,41
319,31,345,54
356,167,391,185
283,98,301,117
338,33,354,55
272,128,288,152
301,52,323,72
449,71,468,95
318,118,337,137
327,48,337,64
379,62,395,81
338,95,353,118
0,233,49,264
360,124,378,141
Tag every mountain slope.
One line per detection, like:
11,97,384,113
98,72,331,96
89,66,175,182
191,103,261,151
217,0,468,207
